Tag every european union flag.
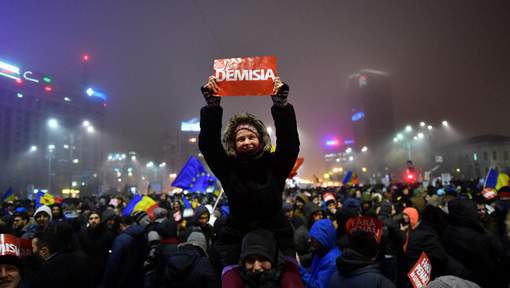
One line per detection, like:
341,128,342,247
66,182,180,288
172,156,217,193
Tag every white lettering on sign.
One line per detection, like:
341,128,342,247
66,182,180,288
215,69,275,82
0,243,20,256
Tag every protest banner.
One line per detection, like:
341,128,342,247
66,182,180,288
407,252,432,288
345,216,383,242
213,56,277,96
0,234,32,258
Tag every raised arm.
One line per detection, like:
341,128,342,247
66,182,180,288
198,77,228,180
271,78,300,179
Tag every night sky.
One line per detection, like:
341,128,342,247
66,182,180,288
2,1,510,178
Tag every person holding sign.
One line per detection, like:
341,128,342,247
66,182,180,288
199,69,300,275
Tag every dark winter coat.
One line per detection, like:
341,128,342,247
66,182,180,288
103,224,148,288
442,199,504,287
407,220,469,281
77,224,114,287
199,104,299,227
31,251,92,288
159,244,216,288
329,248,395,288
199,103,299,266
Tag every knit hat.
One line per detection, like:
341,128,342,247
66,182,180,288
34,205,52,222
323,193,336,204
185,231,207,253
240,229,277,264
222,113,272,157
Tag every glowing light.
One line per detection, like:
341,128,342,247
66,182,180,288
63,145,70,149
362,167,367,172
72,159,79,164
42,76,52,83
405,125,412,132
351,112,365,122
325,139,340,147
82,54,90,62
131,155,137,161
427,125,433,130
0,60,21,81
169,173,177,179
420,122,426,127
159,162,166,168
86,126,95,133
44,85,53,92
393,138,398,142
82,120,90,127
397,133,404,140
29,145,38,152
361,146,368,153
17,92,23,98
348,156,354,161
48,144,56,151
417,132,424,139
345,147,352,154
146,161,154,168
47,119,59,129
86,88,94,96
189,137,197,143
456,168,461,173
442,120,448,127
323,173,330,179
64,97,71,102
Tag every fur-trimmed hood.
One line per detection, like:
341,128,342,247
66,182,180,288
223,113,272,157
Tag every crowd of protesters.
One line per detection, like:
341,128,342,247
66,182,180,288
0,181,509,287
0,77,508,288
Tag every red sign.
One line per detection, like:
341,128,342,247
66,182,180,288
345,216,383,243
213,56,277,96
407,252,432,288
0,234,32,258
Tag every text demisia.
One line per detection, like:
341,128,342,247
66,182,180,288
215,68,276,82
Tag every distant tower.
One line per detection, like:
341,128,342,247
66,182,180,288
347,69,395,153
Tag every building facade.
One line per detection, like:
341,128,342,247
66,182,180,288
0,58,106,195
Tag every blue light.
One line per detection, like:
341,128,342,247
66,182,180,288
344,139,355,145
17,92,23,98
85,87,107,101
351,112,365,122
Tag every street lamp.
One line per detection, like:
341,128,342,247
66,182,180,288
146,161,154,168
29,145,38,152
442,120,448,127
405,125,413,133
419,122,426,127
361,146,368,153
47,119,59,130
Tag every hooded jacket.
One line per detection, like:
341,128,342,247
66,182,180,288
442,199,504,287
103,224,148,288
199,104,299,229
329,248,395,288
299,219,341,288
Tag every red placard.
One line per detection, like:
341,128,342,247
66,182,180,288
213,56,277,96
0,234,31,258
407,252,432,288
345,216,383,243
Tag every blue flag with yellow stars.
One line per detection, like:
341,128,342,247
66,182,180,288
172,156,217,193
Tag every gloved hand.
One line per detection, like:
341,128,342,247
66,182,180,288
201,76,221,106
271,77,289,106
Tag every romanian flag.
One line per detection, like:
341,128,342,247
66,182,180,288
1,187,16,203
35,192,55,208
288,157,304,179
482,168,509,200
122,195,159,218
342,171,360,186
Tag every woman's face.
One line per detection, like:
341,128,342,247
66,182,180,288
235,129,261,155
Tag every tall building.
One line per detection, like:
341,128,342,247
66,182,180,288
347,69,395,154
0,58,106,194
160,117,201,174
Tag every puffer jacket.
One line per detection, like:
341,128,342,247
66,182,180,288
299,219,341,288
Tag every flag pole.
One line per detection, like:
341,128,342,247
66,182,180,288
211,189,224,213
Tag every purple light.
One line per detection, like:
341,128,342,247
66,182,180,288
326,139,340,147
